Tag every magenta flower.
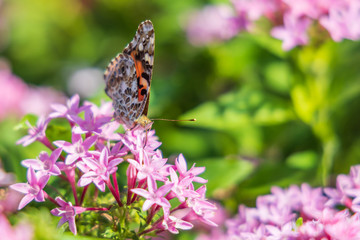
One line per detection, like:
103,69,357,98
271,14,311,51
168,167,199,202
232,0,279,21
50,197,86,235
77,148,123,192
16,116,49,147
266,221,299,240
54,132,97,165
49,94,89,120
131,177,174,211
186,5,244,46
162,209,194,234
320,1,360,42
10,167,50,209
0,213,33,240
175,154,207,184
21,148,62,176
71,104,112,134
127,149,168,181
121,128,162,157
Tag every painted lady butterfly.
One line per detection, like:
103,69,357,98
104,20,154,129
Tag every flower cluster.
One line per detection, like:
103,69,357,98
186,0,360,50
0,69,66,121
199,164,360,239
11,94,216,238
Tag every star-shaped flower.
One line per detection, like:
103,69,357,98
50,197,86,235
21,148,62,176
175,154,207,184
49,94,89,121
10,167,50,209
54,132,97,165
16,116,49,146
131,177,174,211
77,148,122,192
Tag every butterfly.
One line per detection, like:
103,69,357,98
104,20,154,130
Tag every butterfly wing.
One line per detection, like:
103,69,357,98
104,20,155,129
123,20,155,117
104,53,144,128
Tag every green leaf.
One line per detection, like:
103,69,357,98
194,157,254,198
181,86,295,131
286,151,318,170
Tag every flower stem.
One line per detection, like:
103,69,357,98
106,179,123,207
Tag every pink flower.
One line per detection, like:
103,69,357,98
49,94,89,120
175,154,207,184
0,213,33,240
271,14,311,50
21,148,62,176
324,210,360,240
0,70,28,120
71,106,111,134
131,177,174,211
168,167,199,202
232,0,280,21
10,167,50,209
50,197,86,235
186,5,244,46
162,209,194,234
20,86,66,117
320,1,360,42
266,221,299,240
77,147,122,191
127,149,168,182
16,116,49,147
54,132,98,165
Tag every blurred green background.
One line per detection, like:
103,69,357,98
1,0,360,239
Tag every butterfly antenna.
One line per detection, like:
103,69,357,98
150,118,196,122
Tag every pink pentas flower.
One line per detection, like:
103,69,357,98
299,183,327,219
256,194,296,226
0,213,34,240
184,185,217,227
266,221,299,240
16,116,50,147
49,94,89,120
21,148,62,176
323,210,360,240
0,70,28,120
121,127,161,158
54,132,98,165
271,14,311,50
83,100,113,120
71,106,111,134
162,208,194,234
320,1,360,42
10,167,50,209
167,167,199,202
231,0,280,21
50,197,86,235
282,0,321,19
20,86,66,118
298,220,326,239
127,149,168,182
186,4,245,46
131,177,174,212
78,147,122,192
175,154,207,184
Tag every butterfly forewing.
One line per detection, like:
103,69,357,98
104,20,155,129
